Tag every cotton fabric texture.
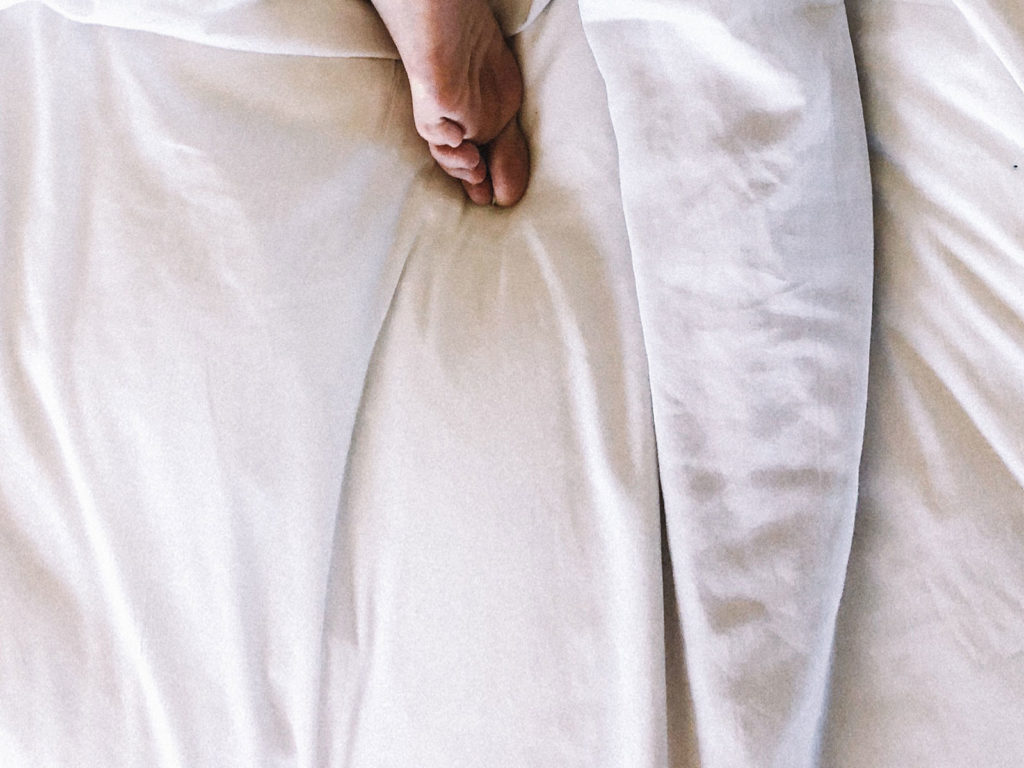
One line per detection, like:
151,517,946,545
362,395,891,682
1,0,1021,767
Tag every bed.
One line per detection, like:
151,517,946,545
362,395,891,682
0,0,1020,766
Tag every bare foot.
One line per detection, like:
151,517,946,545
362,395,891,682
372,0,529,207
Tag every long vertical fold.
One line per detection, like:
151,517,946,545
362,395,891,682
577,2,874,765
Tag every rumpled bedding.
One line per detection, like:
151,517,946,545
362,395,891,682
1,2,662,765
824,1,1024,764
0,1,1021,767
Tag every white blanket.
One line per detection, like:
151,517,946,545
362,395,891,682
1,0,1021,766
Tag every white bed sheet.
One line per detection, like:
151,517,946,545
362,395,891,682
0,0,553,56
823,1,1024,764
4,0,1019,766
0,1,664,765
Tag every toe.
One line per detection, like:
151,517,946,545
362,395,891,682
430,142,487,184
462,176,495,206
430,141,482,171
445,161,488,185
486,118,529,207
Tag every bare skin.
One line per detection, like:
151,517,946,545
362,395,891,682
371,0,529,206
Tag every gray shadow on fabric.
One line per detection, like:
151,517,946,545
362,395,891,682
662,508,702,768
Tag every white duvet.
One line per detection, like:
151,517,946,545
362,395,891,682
0,0,1021,766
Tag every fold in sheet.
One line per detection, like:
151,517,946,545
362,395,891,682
579,2,874,766
315,0,665,762
0,1,663,765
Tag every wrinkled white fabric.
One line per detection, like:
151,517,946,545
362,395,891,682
315,0,664,763
0,1,661,766
6,0,1019,766
0,0,399,56
578,2,873,766
0,0,552,56
823,1,1024,764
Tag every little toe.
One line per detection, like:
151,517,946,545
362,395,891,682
462,176,495,206
444,161,488,185
487,118,529,207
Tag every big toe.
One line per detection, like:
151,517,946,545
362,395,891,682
487,118,529,207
